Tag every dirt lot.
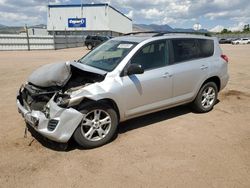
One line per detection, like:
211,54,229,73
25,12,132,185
0,45,250,188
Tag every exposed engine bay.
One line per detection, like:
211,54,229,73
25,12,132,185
18,62,106,111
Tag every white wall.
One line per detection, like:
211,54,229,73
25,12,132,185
28,28,48,35
0,34,54,50
48,6,108,31
0,34,85,51
108,7,132,34
47,5,132,34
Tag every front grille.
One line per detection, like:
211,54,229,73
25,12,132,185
48,119,59,131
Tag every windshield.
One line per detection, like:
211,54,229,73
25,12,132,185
78,40,138,72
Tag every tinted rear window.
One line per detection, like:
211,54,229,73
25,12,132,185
172,38,214,63
197,39,214,57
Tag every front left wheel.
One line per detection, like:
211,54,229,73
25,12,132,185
73,102,118,149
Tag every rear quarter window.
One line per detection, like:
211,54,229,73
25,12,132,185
197,39,214,58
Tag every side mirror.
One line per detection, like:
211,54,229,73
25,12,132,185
127,64,144,75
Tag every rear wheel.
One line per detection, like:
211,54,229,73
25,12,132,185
191,82,218,113
73,102,118,149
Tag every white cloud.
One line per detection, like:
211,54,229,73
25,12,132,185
209,22,247,32
205,11,229,20
125,10,133,19
0,0,250,28
0,12,38,21
209,25,224,32
228,22,246,31
112,0,250,28
161,17,177,25
140,8,164,19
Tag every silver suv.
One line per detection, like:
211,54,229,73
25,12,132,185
17,32,229,148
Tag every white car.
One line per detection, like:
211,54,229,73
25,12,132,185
17,32,229,148
232,38,250,45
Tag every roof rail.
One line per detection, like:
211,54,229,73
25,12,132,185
123,31,211,37
153,31,211,37
123,31,161,36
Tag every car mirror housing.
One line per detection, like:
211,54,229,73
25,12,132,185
127,64,144,75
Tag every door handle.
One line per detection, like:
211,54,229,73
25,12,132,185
162,72,173,78
200,65,208,70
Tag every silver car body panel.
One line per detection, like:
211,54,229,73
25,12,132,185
17,95,83,143
17,34,229,143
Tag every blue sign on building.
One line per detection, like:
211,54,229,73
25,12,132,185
68,18,86,28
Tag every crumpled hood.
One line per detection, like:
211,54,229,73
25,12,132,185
28,62,71,87
27,61,107,88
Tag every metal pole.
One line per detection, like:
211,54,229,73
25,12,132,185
25,24,30,51
65,28,68,48
81,0,83,18
53,26,56,50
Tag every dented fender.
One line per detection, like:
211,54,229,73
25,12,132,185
68,76,126,121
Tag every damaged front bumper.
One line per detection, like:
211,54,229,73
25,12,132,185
16,92,83,143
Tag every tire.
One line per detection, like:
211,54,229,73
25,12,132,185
191,82,218,113
73,102,118,149
87,44,92,50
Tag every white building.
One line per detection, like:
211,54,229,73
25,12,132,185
28,27,48,35
47,3,132,36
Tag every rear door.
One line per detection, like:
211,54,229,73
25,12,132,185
169,38,213,102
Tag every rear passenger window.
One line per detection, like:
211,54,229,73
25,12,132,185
172,39,198,63
172,38,214,63
197,39,214,57
130,40,169,70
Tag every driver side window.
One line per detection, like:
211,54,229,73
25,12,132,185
130,40,169,70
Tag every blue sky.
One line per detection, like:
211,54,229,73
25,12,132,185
0,0,249,32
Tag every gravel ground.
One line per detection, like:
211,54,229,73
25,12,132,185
0,45,249,188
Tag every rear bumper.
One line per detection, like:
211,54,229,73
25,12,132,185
17,95,83,143
220,74,229,91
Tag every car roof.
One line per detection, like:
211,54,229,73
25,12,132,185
113,33,214,43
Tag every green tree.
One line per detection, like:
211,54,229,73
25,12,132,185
243,24,250,32
221,28,231,34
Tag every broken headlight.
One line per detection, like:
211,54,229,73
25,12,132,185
54,93,70,108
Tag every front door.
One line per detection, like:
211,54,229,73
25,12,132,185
121,40,173,118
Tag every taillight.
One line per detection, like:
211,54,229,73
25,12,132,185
221,54,229,63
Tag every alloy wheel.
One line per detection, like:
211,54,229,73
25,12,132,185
201,87,216,109
80,109,112,141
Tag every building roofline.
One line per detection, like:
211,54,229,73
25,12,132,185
48,3,132,21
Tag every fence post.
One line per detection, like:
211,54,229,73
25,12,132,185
25,24,30,51
65,28,68,48
53,27,56,50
